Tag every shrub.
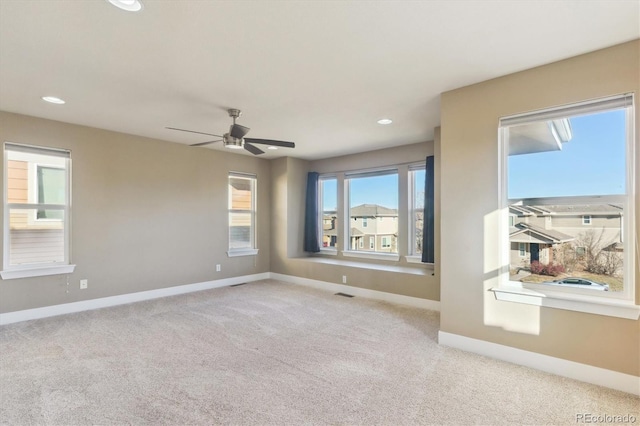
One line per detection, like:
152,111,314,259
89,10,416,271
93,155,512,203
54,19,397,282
544,262,565,277
530,261,545,275
530,261,565,277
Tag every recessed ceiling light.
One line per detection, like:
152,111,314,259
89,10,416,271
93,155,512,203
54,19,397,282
377,118,393,125
106,0,143,12
42,96,65,105
267,146,278,150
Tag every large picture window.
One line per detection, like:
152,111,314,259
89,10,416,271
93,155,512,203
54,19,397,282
501,94,634,300
346,170,398,255
2,143,73,278
228,172,257,256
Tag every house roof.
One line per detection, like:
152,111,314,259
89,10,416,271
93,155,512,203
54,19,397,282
510,223,574,244
0,2,637,160
510,204,623,216
350,204,398,217
350,228,364,237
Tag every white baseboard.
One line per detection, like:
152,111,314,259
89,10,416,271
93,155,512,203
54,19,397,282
438,331,640,396
270,272,440,311
0,273,270,326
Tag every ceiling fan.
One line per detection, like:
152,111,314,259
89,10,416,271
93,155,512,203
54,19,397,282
166,109,295,155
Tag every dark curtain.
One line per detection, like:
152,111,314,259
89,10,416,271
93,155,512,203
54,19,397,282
303,172,321,253
422,156,435,263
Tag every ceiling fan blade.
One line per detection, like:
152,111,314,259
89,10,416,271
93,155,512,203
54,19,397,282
244,138,295,148
190,139,223,147
230,124,250,139
166,127,224,138
244,142,265,155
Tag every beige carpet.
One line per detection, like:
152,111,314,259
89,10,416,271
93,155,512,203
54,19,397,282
0,279,638,425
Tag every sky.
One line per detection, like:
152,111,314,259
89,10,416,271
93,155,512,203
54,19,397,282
322,170,425,211
321,108,626,211
508,109,626,199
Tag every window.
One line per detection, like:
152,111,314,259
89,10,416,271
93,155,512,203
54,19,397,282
501,94,634,300
2,143,74,279
314,161,433,263
346,170,398,254
409,166,425,256
519,243,526,257
319,176,337,249
228,172,257,256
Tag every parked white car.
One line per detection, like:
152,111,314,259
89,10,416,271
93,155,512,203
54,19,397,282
543,277,609,291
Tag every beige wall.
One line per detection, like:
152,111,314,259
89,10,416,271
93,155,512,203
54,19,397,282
440,40,639,375
270,142,440,302
0,112,271,313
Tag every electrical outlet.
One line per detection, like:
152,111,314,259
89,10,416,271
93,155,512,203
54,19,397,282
216,264,221,272
80,279,88,289
342,275,347,284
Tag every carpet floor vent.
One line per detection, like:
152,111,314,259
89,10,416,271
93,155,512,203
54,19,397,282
335,292,354,298
230,283,247,287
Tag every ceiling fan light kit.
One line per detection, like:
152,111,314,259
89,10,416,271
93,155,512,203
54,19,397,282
167,109,295,156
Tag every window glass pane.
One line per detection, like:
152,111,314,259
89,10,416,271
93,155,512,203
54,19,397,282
228,174,256,251
229,177,252,210
320,178,338,248
6,149,66,204
508,109,626,199
229,212,252,249
506,105,627,293
349,173,398,253
9,208,65,265
412,169,425,255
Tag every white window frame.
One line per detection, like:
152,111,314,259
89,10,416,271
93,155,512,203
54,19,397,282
227,172,258,257
1,143,75,279
582,215,592,225
493,94,638,319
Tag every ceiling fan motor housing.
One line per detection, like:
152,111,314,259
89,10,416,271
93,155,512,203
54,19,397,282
223,133,243,149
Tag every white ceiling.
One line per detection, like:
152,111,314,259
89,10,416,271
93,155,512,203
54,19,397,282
1,0,638,160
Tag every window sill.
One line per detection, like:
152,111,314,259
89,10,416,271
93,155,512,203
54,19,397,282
490,284,640,320
405,255,434,266
227,249,259,258
1,264,76,280
301,256,428,275
342,250,400,262
318,248,338,256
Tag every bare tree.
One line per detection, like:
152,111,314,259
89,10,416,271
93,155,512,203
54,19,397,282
575,229,623,277
553,242,578,273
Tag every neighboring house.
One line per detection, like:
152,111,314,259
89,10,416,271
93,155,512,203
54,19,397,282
6,157,65,266
349,204,398,252
322,211,337,248
509,204,623,267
